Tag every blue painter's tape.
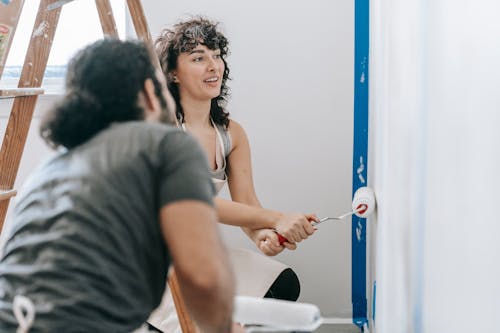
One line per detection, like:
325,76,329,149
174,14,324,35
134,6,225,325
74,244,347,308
352,0,369,328
372,281,376,321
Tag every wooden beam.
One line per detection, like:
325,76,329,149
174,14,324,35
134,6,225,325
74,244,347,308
126,0,161,70
0,87,44,98
95,0,118,38
168,270,199,333
0,189,17,201
123,4,198,329
0,0,62,232
0,0,26,77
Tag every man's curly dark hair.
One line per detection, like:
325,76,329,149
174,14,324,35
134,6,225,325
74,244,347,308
155,16,231,128
40,39,170,149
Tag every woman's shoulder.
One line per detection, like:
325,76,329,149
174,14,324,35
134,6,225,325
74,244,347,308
226,119,249,151
227,119,246,137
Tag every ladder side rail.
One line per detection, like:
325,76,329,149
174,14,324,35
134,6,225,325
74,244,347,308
126,0,160,70
95,0,118,38
0,0,26,77
125,2,197,331
0,0,62,231
168,270,199,333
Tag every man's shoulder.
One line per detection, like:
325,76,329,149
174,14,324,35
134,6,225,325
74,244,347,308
114,121,178,135
102,121,184,144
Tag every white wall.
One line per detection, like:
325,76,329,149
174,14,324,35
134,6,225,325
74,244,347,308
1,0,355,320
371,0,500,332
140,0,355,318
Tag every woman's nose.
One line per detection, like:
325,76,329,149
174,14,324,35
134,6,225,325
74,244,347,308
207,58,218,72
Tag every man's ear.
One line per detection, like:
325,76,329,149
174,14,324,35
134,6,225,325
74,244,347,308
141,78,161,120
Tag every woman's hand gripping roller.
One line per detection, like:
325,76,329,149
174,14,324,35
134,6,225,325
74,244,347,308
276,187,376,245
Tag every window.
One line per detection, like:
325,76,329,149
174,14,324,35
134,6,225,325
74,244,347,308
1,0,126,94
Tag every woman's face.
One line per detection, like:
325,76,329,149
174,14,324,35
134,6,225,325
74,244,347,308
174,44,225,102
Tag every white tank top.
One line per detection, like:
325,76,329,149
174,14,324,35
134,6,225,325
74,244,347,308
180,118,232,193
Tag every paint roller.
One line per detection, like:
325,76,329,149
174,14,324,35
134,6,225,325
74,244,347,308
234,296,352,332
276,186,377,245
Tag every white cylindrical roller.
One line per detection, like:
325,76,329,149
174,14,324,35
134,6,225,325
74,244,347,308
233,296,322,332
352,186,376,218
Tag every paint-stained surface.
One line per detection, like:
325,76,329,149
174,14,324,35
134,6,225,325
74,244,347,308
0,24,11,64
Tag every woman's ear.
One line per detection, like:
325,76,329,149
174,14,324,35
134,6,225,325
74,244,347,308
168,71,179,83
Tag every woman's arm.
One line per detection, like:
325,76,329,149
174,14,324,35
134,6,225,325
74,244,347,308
215,197,277,227
223,120,316,245
225,120,261,206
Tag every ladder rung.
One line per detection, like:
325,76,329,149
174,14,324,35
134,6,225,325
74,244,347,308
0,189,17,201
0,88,44,99
47,0,76,11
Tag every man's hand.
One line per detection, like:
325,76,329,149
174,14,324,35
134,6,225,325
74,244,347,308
247,228,297,256
274,213,318,243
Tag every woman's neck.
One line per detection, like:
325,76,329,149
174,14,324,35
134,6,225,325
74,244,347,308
181,99,212,128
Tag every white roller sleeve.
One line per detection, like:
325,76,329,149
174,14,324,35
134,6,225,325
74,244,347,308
352,186,376,218
234,296,322,332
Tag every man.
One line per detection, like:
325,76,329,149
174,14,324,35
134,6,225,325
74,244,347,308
0,39,235,333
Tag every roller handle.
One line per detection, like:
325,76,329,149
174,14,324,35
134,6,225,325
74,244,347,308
276,232,288,245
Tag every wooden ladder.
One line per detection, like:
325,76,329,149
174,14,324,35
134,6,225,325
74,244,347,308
0,1,196,332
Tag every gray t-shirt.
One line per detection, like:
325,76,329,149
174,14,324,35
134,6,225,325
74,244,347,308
0,121,214,332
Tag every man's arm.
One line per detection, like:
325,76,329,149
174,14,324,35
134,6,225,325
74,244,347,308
160,200,234,333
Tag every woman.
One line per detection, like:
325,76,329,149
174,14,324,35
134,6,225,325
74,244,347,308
148,17,317,332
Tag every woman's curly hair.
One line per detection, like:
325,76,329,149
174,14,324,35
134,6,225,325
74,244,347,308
155,16,231,128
